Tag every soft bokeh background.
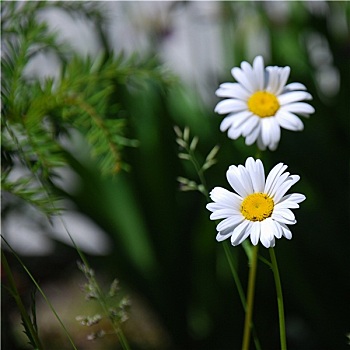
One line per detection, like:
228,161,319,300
2,1,350,349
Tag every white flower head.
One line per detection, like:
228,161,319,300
206,157,306,248
215,56,315,151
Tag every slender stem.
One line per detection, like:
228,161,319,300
185,142,262,349
223,242,246,308
242,244,259,350
224,243,262,350
116,328,131,350
269,248,287,350
2,238,78,350
188,147,208,200
1,251,44,350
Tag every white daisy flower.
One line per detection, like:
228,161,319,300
215,56,315,151
206,157,306,248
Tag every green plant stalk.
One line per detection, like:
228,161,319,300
116,327,131,350
1,250,44,350
269,247,287,350
241,244,259,350
223,242,262,350
223,242,246,308
187,147,208,200
183,140,262,349
2,238,78,350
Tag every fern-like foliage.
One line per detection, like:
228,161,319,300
1,1,174,216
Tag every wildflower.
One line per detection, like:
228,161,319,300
215,56,314,150
206,157,305,248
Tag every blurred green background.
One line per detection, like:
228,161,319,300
2,1,349,350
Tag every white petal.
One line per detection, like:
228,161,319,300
261,118,272,147
241,116,260,137
276,110,304,131
284,82,307,91
216,232,231,242
266,67,280,94
275,193,306,209
217,215,245,231
267,171,290,197
273,208,295,222
231,67,255,93
238,164,254,193
270,219,282,239
209,208,238,220
274,200,299,209
245,122,261,146
271,213,296,225
245,157,265,193
214,99,247,114
259,117,281,151
250,221,261,245
208,187,242,210
282,102,315,115
231,110,255,129
264,163,288,195
260,225,274,248
268,118,281,150
275,66,290,95
269,142,279,151
253,56,265,91
216,226,234,242
233,228,251,246
273,175,300,203
241,61,259,91
220,115,236,132
280,193,306,204
280,223,292,239
216,83,251,100
278,91,313,105
231,220,251,246
273,221,283,239
261,218,275,242
227,165,253,197
221,110,253,134
256,133,267,151
227,124,244,140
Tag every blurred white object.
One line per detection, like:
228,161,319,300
2,203,112,256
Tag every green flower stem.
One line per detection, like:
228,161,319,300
269,248,287,350
242,244,259,350
183,139,262,349
223,242,246,308
223,243,262,350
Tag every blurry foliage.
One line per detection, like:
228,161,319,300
1,1,174,216
76,261,131,344
1,1,350,350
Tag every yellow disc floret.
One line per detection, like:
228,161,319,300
248,91,280,118
241,193,274,222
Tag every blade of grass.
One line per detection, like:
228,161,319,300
2,237,78,350
1,250,44,350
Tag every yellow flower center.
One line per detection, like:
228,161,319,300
247,91,280,118
241,193,274,222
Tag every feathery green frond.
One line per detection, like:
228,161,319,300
1,0,174,215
